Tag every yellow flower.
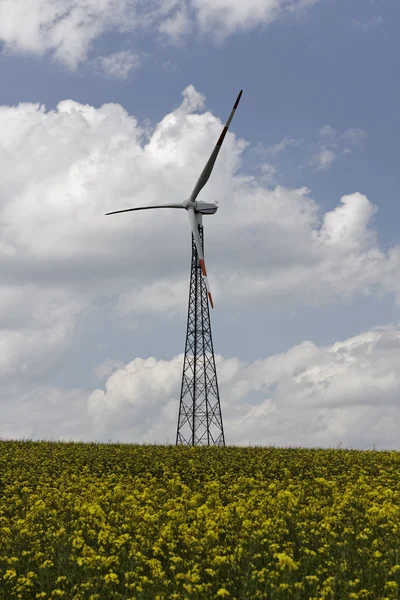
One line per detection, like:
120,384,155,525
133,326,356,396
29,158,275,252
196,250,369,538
4,569,17,580
385,581,398,589
274,552,299,571
104,572,119,584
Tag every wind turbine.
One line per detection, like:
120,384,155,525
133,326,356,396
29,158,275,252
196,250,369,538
106,90,242,446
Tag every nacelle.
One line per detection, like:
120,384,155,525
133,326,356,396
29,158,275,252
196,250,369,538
195,201,218,215
182,199,218,214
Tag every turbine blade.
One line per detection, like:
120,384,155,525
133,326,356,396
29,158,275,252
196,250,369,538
106,203,184,215
189,90,242,202
187,208,214,309
188,207,203,261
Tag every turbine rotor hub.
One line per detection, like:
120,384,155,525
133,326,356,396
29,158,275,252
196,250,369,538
183,199,197,210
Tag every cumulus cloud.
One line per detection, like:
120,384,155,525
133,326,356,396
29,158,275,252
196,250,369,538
258,162,278,184
0,86,399,381
3,323,399,449
0,385,91,441
0,0,137,68
0,0,321,67
191,0,319,39
227,324,400,449
0,287,83,382
158,6,192,40
81,323,400,449
88,356,182,441
93,359,125,380
0,85,400,446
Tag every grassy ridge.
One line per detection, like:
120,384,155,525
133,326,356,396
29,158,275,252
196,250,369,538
0,441,400,599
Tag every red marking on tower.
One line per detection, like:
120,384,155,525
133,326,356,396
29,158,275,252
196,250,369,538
208,292,214,309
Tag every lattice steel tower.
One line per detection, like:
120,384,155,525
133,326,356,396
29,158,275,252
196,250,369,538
176,226,225,446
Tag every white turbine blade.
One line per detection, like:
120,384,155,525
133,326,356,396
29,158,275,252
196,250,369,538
187,207,214,309
189,90,242,202
106,203,184,215
187,207,204,261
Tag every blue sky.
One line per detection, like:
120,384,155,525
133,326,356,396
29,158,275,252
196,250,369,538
0,0,400,448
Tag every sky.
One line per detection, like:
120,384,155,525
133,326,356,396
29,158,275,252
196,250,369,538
0,0,399,449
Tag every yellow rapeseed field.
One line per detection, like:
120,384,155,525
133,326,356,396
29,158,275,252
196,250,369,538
0,441,399,599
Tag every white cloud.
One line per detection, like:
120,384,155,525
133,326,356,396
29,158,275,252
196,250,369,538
83,324,400,448
158,6,192,40
0,0,136,68
0,85,399,395
3,323,400,448
0,84,398,448
0,0,321,67
0,386,91,441
259,162,278,184
95,50,141,79
308,124,367,171
93,359,125,380
116,279,189,318
319,125,336,139
265,135,302,155
319,192,377,251
191,0,318,39
0,287,83,382
310,149,336,170
318,125,368,146
87,356,181,439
